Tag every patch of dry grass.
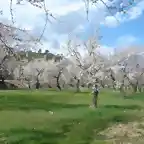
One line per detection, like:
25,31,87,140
99,120,144,144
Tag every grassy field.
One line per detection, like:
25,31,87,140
0,89,144,144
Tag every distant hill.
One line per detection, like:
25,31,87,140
17,50,63,62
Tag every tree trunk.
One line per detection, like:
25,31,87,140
92,92,98,108
100,80,105,88
132,83,138,93
0,77,7,89
138,83,142,93
138,87,142,92
120,84,126,97
112,81,117,91
28,82,31,89
55,71,62,91
88,83,92,88
36,79,40,89
56,77,61,91
57,83,61,91
48,84,52,88
62,82,65,88
76,79,80,92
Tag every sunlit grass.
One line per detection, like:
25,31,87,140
0,90,143,144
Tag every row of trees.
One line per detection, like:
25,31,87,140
0,0,142,109
1,28,144,96
0,0,142,94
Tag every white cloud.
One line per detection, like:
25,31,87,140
47,2,84,16
0,0,84,28
0,0,143,55
104,0,144,27
104,35,139,54
96,45,115,56
1,0,143,30
104,16,118,27
30,0,107,50
0,0,43,28
128,0,144,20
0,0,86,51
94,35,139,56
116,35,138,47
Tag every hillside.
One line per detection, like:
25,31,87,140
17,50,63,62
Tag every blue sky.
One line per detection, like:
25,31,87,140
101,13,144,46
0,0,144,55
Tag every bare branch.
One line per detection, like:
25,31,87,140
10,0,15,24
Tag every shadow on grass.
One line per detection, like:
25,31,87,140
102,104,142,110
125,93,144,101
4,119,80,144
0,102,88,111
0,111,141,144
5,129,66,144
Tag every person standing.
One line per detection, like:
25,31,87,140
91,84,99,108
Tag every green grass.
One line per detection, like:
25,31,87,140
0,89,143,144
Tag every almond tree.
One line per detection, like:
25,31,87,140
0,23,18,88
20,58,46,89
44,60,70,90
65,37,105,107
106,49,144,95
67,65,84,92
0,54,9,88
21,58,66,90
67,37,105,83
0,49,21,88
53,67,63,91
35,68,44,89
127,64,144,93
0,21,36,89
